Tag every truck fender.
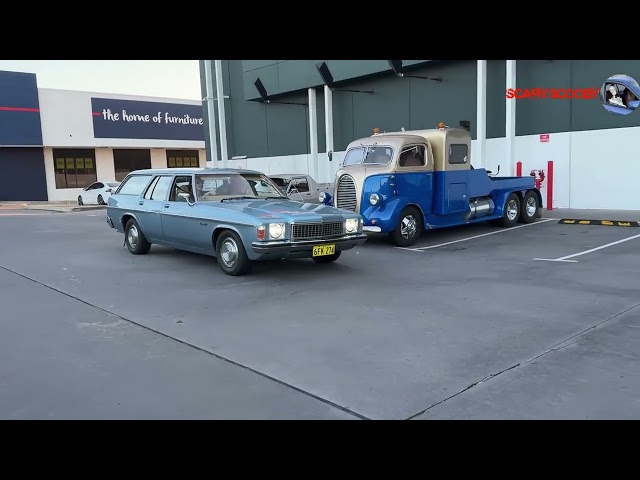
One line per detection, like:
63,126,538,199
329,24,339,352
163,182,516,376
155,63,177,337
386,198,427,228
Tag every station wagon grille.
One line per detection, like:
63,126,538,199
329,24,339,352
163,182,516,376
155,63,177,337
291,222,343,240
336,174,357,212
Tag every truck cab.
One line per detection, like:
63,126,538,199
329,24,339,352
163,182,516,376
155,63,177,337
321,124,543,247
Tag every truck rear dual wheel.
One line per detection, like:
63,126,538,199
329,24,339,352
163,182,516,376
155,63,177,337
389,206,423,247
499,193,521,228
518,190,539,224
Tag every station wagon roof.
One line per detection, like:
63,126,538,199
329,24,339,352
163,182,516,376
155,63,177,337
127,167,264,176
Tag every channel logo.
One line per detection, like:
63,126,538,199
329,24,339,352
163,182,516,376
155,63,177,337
599,74,640,116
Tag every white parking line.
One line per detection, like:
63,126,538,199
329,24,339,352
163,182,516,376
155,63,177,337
397,218,556,252
533,232,640,263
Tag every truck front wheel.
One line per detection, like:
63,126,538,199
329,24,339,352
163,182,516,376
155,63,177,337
389,206,423,247
499,193,521,228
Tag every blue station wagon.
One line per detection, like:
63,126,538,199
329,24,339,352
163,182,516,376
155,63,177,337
106,168,368,276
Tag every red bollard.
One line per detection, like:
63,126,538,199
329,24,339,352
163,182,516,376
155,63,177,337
516,161,522,176
547,161,553,211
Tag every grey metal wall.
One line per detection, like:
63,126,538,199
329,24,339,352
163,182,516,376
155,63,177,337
202,60,640,160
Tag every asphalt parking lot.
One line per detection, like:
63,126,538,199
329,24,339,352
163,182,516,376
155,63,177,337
1,207,639,419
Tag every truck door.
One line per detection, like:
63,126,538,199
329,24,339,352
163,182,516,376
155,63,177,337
395,144,433,217
444,143,469,213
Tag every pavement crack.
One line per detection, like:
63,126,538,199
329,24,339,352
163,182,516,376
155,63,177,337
0,264,370,421
406,301,640,420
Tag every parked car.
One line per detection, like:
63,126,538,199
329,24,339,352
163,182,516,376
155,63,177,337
106,168,367,276
269,174,333,204
78,181,121,206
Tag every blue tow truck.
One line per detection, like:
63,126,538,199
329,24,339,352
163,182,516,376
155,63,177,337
320,123,543,247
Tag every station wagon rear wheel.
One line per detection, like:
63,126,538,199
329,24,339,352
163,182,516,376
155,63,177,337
389,206,423,247
499,193,521,228
519,190,538,224
216,230,250,276
125,218,151,255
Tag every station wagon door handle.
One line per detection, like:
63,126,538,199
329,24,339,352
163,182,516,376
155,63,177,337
164,204,170,208
138,200,144,205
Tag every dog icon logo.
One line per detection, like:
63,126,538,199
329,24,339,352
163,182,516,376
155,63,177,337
599,74,640,115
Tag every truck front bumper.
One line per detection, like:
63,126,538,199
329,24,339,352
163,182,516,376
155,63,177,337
251,233,368,260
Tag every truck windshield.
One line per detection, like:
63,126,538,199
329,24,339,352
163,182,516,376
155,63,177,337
343,146,394,166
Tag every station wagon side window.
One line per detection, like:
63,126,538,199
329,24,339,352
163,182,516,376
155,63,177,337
398,145,427,168
117,175,153,196
448,144,469,165
169,175,195,202
143,177,160,200
144,175,173,201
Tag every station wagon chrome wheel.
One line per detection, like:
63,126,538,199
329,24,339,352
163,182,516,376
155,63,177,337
220,238,239,268
400,214,418,239
506,199,519,221
526,196,537,217
127,224,139,249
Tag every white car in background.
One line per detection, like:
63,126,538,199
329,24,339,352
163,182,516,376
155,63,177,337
78,181,120,206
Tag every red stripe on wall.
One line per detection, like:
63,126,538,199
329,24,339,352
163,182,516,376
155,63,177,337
0,106,40,112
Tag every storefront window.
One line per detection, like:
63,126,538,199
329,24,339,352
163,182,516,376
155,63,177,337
166,150,200,168
113,149,152,181
53,149,97,189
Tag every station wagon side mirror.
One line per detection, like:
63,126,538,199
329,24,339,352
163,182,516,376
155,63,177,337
177,192,195,206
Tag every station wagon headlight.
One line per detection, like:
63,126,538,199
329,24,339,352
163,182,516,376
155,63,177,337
345,218,358,233
370,193,380,206
269,223,285,240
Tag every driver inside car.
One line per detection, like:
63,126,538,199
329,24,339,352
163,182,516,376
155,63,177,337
216,175,253,196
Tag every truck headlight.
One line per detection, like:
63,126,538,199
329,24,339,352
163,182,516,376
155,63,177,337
370,193,380,206
268,223,285,240
345,218,358,233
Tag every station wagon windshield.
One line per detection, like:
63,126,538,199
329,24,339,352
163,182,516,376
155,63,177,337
195,173,286,201
343,145,394,166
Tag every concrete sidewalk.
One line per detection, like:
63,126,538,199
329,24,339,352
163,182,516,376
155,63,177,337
0,201,105,213
548,208,640,222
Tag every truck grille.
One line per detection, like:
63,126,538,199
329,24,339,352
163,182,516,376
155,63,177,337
336,174,357,211
291,222,343,240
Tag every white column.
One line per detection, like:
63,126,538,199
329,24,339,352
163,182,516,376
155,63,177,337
204,60,218,166
214,60,228,168
476,60,487,169
308,88,319,180
324,85,334,156
506,60,517,176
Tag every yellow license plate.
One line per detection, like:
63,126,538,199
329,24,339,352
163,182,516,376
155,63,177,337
312,244,335,257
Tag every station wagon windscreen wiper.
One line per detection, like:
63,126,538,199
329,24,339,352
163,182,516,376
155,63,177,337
220,196,256,202
263,196,287,200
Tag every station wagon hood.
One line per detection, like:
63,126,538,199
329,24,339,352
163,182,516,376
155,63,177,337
207,198,349,222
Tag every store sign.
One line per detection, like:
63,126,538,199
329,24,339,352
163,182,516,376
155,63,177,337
0,71,43,146
91,97,205,142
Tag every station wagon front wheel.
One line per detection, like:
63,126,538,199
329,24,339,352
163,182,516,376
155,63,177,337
125,218,151,255
216,230,251,276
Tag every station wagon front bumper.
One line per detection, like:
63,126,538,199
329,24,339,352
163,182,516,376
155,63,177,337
251,233,367,259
